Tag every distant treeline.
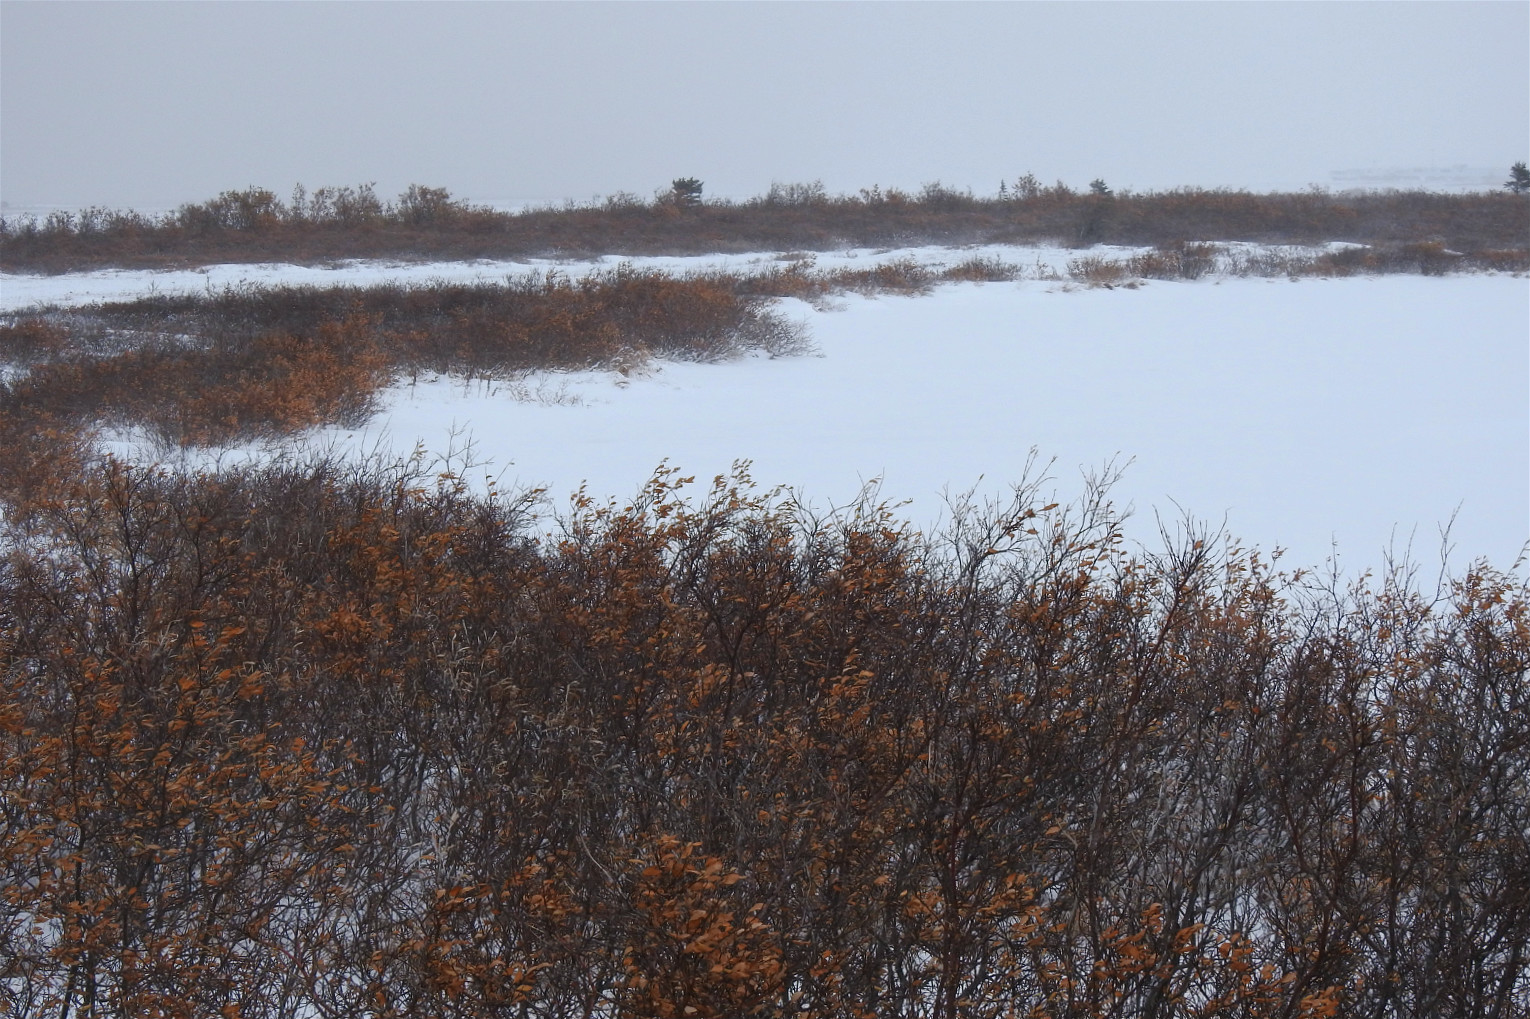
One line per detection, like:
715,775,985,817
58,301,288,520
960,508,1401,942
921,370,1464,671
1,453,1525,1017
3,178,1527,272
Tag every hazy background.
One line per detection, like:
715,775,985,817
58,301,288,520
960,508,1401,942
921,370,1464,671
3,1,1528,211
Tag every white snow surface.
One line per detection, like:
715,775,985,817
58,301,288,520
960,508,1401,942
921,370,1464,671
7,249,1526,574
3,244,1093,311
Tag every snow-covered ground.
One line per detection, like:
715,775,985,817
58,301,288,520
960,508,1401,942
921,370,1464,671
6,249,1526,574
0,244,1091,310
1,241,1367,312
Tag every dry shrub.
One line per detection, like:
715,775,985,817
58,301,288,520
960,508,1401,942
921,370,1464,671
1224,247,1311,278
731,261,833,303
1066,244,1220,285
1,271,811,447
10,182,1521,274
2,314,391,446
940,255,1023,283
169,316,392,440
1068,254,1131,286
0,319,69,362
1311,241,1468,276
0,410,90,512
823,257,935,295
618,836,784,1018
1068,237,1520,289
1126,242,1219,280
1468,248,1530,272
2,457,1524,1015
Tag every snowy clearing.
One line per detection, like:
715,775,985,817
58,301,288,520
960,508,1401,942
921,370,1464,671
344,275,1529,574
9,249,1525,575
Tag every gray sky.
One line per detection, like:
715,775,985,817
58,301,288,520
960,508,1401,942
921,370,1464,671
3,1,1527,211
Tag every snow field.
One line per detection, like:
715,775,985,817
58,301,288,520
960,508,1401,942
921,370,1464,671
8,249,1526,574
320,273,1526,574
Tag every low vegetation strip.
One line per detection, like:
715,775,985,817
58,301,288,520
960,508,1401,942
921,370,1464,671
0,268,808,449
1,455,1525,1016
1064,239,1530,284
3,179,1526,273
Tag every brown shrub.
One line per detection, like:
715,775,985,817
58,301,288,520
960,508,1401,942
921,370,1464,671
1067,254,1131,286
823,257,936,295
2,458,1524,1015
0,319,69,362
0,270,812,447
1126,241,1219,280
940,255,1023,283
1468,248,1530,272
5,182,1524,273
1,313,391,446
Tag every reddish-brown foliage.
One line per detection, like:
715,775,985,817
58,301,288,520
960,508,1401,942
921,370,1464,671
2,456,1525,1016
0,270,806,448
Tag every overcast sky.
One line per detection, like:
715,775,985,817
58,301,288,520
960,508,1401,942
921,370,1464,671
3,1,1527,211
